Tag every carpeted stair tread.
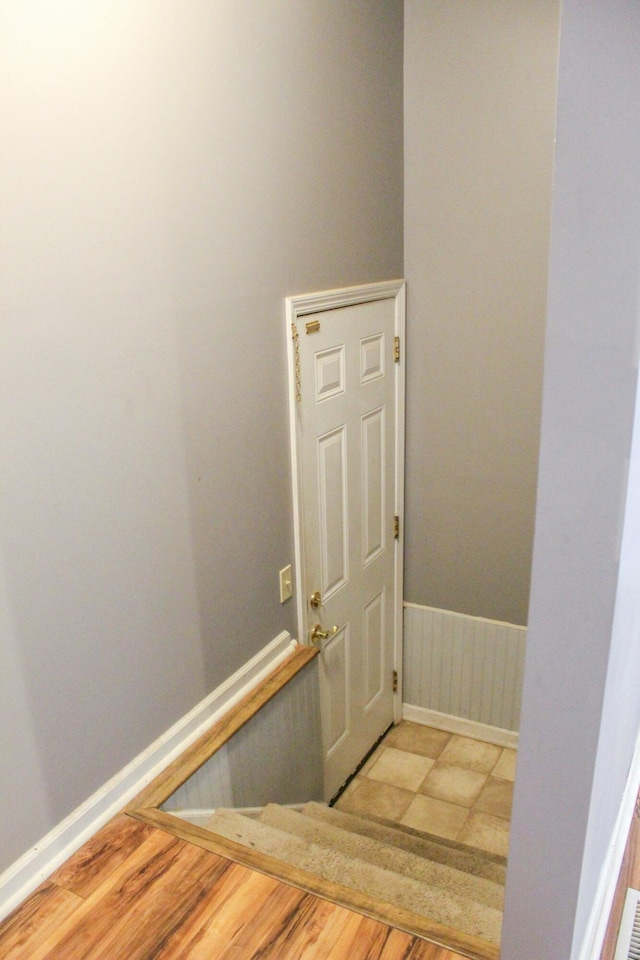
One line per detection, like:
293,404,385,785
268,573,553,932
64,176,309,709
302,802,506,884
206,808,502,946
349,808,507,866
258,803,503,910
335,805,507,865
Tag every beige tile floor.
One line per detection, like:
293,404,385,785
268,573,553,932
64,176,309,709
334,721,517,858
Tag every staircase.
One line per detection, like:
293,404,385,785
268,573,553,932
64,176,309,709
206,800,505,960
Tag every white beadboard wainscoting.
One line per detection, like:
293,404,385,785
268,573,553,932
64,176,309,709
163,657,323,821
402,603,527,747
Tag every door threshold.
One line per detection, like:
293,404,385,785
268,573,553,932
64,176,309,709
328,723,394,806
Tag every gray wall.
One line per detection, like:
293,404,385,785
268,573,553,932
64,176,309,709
0,0,403,872
403,0,559,625
502,2,640,957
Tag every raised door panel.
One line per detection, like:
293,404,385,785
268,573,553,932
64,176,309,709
321,623,350,757
361,406,385,566
317,426,349,602
315,345,345,402
363,589,385,712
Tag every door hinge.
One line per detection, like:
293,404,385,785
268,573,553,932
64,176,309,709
394,515,400,539
392,669,398,693
394,336,400,363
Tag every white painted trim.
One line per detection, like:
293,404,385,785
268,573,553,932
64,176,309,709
170,810,216,828
403,600,528,633
285,300,308,656
172,802,306,828
402,703,519,750
574,730,640,960
392,281,406,722
0,631,297,923
286,279,407,318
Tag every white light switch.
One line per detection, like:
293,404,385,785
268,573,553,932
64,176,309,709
279,565,293,603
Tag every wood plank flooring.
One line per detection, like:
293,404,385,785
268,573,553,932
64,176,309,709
0,815,469,960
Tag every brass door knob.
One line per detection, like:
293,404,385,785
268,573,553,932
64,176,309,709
310,623,338,646
310,591,322,609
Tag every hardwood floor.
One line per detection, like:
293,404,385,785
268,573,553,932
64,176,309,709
5,796,640,960
0,815,469,960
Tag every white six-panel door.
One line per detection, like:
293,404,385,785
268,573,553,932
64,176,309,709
286,281,405,799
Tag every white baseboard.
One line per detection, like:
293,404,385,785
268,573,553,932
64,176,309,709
173,802,306,828
171,809,217,828
402,703,519,750
574,729,640,960
0,631,297,923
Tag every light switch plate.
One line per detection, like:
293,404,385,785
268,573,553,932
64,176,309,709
279,565,293,603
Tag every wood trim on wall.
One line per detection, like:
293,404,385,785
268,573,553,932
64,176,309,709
128,645,318,811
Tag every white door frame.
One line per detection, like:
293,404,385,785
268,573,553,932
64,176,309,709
285,279,406,721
